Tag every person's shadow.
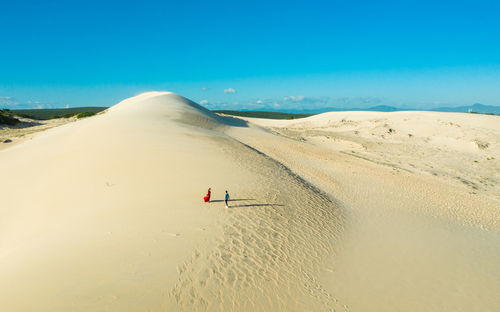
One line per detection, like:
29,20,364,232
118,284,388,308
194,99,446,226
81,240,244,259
208,199,284,208
231,203,284,208
209,198,255,203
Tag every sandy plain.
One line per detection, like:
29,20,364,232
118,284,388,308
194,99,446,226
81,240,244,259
1,92,499,311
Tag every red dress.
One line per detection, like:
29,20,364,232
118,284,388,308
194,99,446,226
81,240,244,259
203,190,211,202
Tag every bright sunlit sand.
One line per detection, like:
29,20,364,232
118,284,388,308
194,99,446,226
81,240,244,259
1,92,499,311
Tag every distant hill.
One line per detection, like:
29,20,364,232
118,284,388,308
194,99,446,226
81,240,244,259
431,103,500,114
281,105,401,114
363,105,400,112
277,103,500,114
11,107,108,120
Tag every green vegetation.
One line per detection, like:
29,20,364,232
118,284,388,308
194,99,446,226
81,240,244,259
0,109,20,125
75,111,96,118
0,107,103,125
49,111,96,119
50,113,77,119
10,107,107,120
213,110,314,120
469,111,499,116
12,112,36,119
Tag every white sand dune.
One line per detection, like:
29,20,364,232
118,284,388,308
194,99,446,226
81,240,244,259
0,92,342,311
229,110,500,311
1,92,499,311
234,110,500,226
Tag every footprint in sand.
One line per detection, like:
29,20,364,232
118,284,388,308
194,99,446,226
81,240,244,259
166,232,180,237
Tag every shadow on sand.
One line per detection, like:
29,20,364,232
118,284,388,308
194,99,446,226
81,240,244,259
217,115,249,128
207,199,283,208
209,199,255,203
230,203,284,208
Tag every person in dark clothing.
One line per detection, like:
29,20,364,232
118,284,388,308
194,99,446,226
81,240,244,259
224,190,230,208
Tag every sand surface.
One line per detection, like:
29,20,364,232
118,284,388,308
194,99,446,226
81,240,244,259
0,117,77,151
229,111,500,311
1,92,499,311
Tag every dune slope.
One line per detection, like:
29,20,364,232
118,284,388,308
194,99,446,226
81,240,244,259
228,111,500,311
0,92,343,311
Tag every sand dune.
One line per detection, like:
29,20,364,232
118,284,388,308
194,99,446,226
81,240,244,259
0,92,343,311
229,111,500,311
1,92,499,311
237,111,500,227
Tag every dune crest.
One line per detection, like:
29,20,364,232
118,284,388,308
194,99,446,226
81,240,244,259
108,91,246,132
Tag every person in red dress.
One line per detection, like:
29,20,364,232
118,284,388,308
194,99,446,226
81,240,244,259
203,188,211,202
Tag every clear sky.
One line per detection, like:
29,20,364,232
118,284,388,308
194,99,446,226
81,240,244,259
1,0,499,110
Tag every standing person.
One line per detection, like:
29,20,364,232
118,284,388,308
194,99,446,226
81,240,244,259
224,190,230,208
204,188,211,203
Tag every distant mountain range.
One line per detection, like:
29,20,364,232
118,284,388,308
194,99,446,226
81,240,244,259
277,103,500,114
3,99,499,116
429,103,500,114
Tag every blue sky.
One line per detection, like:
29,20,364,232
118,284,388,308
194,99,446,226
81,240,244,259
1,0,499,110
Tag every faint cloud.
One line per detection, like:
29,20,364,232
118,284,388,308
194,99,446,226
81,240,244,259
0,96,20,108
0,96,58,109
201,87,207,91
208,95,392,112
200,99,208,105
224,88,236,94
283,95,305,102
